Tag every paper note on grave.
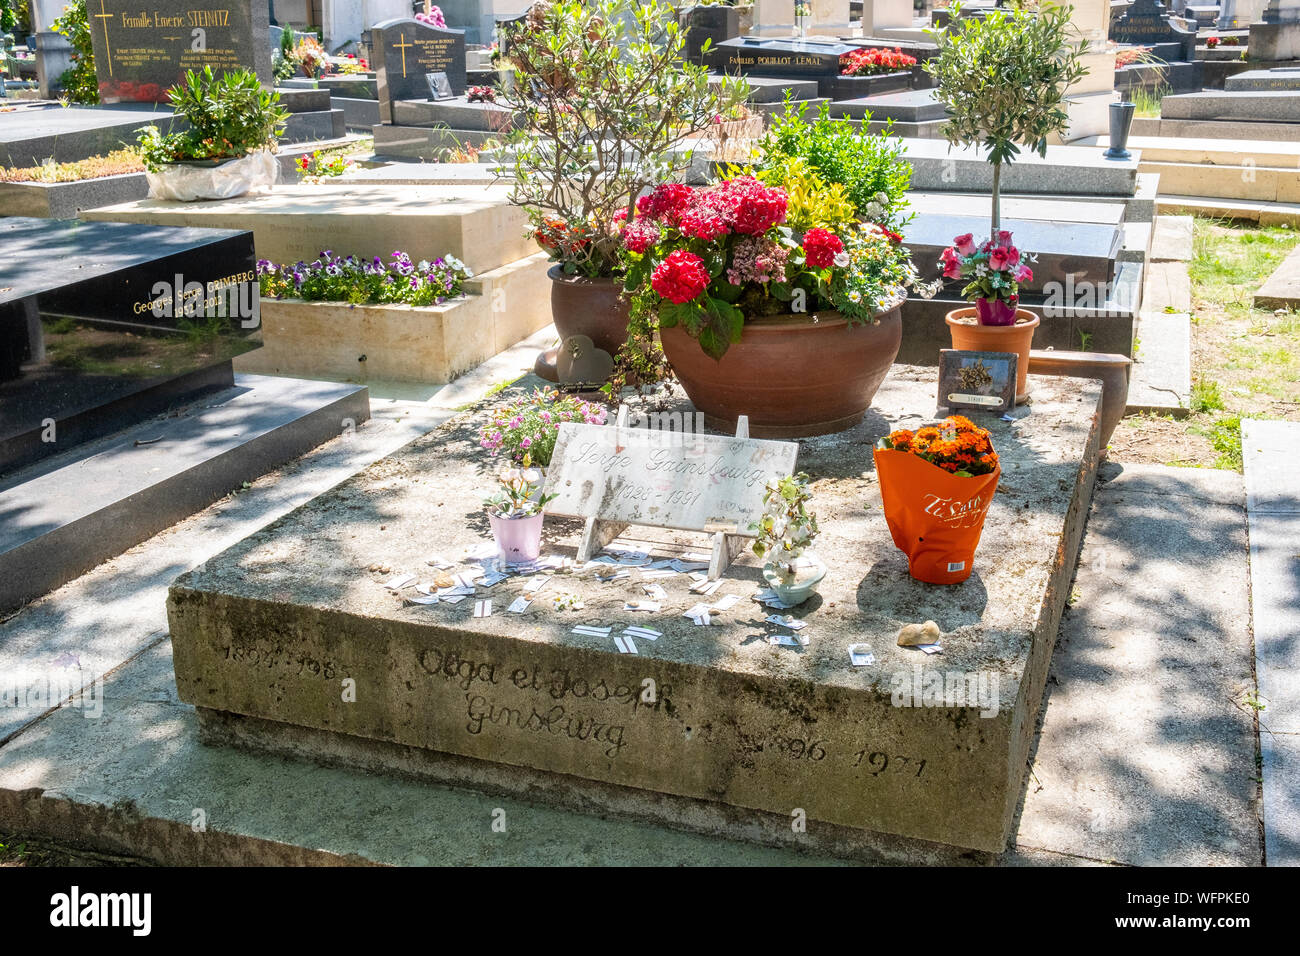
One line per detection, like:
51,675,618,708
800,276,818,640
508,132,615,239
545,422,798,535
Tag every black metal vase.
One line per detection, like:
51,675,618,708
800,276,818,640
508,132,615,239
1105,100,1137,161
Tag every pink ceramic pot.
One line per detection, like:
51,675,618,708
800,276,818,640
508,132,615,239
975,296,1018,326
488,512,544,564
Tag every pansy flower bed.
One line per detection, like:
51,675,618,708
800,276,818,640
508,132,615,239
257,251,473,307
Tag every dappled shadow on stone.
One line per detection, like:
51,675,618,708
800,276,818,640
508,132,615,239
1010,463,1260,866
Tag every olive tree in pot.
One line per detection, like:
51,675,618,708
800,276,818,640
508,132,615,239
497,0,747,384
927,1,1087,394
137,67,289,201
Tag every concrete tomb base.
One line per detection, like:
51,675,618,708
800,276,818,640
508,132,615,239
168,371,1102,854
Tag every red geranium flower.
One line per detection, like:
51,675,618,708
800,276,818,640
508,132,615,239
802,227,844,268
637,183,697,224
622,219,660,254
705,176,787,235
651,250,710,304
678,207,729,242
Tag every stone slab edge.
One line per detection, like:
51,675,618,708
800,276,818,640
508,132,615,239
1253,243,1300,310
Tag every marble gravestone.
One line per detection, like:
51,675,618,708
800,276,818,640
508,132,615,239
0,217,259,473
86,0,270,104
371,17,468,125
707,36,858,78
1111,0,1197,59
1249,0,1300,62
679,4,742,65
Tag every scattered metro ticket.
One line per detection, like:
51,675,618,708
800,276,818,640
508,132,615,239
769,632,810,648
507,597,531,614
624,601,661,613
711,594,741,611
384,573,417,591
643,583,668,601
406,594,440,605
473,599,492,618
848,644,875,667
613,634,639,655
915,643,944,655
572,624,612,637
624,626,661,641
766,614,807,630
683,603,712,626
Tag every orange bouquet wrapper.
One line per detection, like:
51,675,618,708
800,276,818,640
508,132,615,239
873,448,1000,585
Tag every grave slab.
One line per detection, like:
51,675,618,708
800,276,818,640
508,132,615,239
167,370,1102,854
0,374,369,616
83,184,536,276
1224,66,1300,90
1253,242,1300,309
0,103,175,168
828,88,945,122
907,214,1122,292
0,217,259,474
901,139,1140,197
1160,89,1300,121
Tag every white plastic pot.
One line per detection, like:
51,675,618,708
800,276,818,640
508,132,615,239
145,150,279,202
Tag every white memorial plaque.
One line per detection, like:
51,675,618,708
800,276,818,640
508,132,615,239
546,412,798,578
547,421,798,534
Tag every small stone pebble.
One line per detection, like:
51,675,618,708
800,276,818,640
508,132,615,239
897,620,942,646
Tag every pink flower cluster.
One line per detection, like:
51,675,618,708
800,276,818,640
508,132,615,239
941,231,1033,285
415,7,447,28
726,236,790,286
626,177,789,254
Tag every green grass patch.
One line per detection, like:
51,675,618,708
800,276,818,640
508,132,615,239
1191,378,1226,413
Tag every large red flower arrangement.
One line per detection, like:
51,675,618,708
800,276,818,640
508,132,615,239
621,176,923,360
839,47,918,77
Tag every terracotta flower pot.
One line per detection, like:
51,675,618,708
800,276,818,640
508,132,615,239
537,265,631,382
945,307,1039,404
660,303,903,438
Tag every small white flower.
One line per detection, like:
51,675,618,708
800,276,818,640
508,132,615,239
833,251,850,268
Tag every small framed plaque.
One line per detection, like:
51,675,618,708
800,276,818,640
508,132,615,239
426,71,455,101
937,349,1018,414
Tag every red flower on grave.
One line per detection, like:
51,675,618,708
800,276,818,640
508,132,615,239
802,227,844,269
704,176,787,235
651,249,710,304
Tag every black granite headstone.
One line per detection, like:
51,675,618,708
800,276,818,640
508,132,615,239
680,5,742,66
0,217,259,473
1111,0,1197,60
371,17,467,124
86,0,270,104
706,36,858,78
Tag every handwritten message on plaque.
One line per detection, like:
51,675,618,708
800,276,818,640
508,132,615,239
547,422,799,535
